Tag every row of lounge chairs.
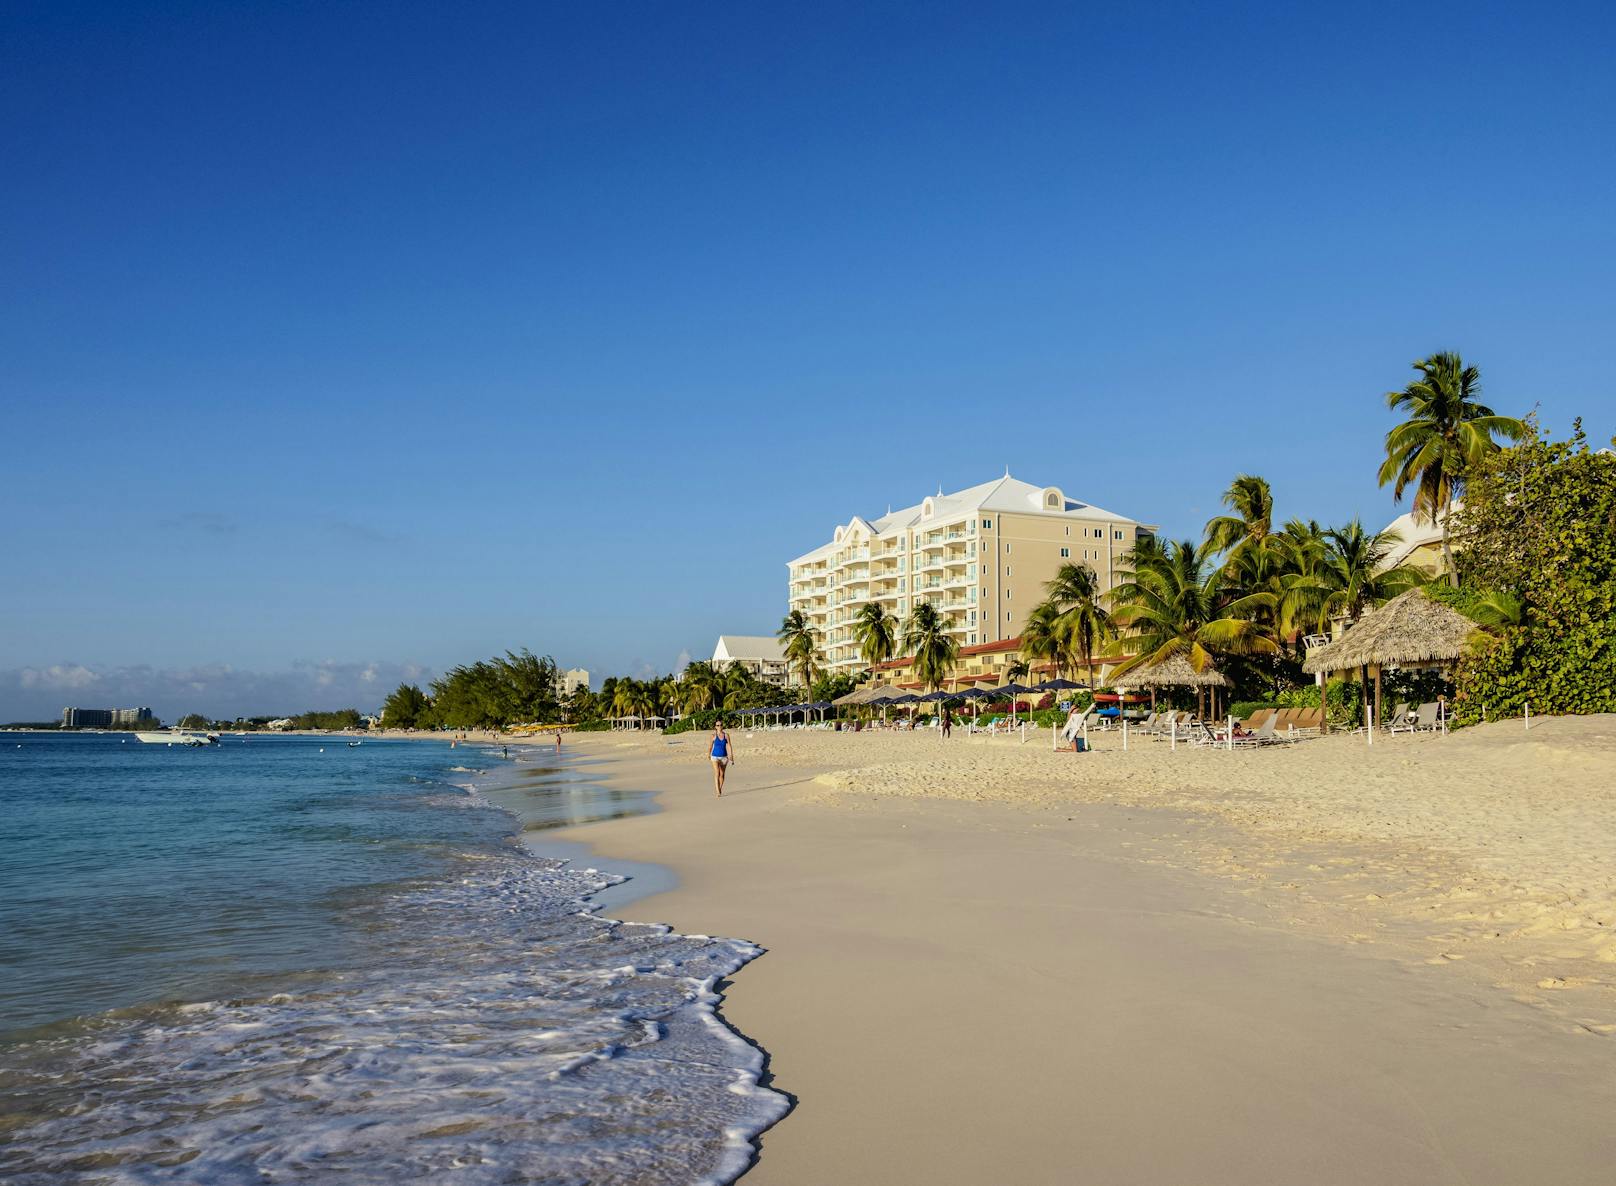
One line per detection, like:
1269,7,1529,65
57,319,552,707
1378,702,1448,733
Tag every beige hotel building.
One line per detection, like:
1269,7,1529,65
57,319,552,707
788,474,1157,676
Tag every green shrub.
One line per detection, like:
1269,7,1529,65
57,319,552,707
1447,422,1616,724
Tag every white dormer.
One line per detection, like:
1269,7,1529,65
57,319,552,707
921,497,935,518
834,526,845,543
1040,486,1064,511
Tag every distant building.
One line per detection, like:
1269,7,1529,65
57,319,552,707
1377,503,1459,578
62,706,154,728
560,668,591,696
712,636,791,686
788,473,1157,672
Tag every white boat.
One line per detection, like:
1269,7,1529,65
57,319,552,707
135,731,218,747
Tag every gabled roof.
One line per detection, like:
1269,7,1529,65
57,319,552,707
713,635,787,663
1377,502,1458,571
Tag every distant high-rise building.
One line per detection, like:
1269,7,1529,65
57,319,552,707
63,706,155,729
560,668,591,696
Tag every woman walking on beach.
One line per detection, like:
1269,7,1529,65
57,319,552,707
709,721,734,797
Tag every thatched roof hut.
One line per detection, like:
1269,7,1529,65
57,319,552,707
1302,588,1480,674
833,684,885,706
1116,652,1229,689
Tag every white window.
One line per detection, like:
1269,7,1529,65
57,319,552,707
1006,611,1014,622
970,609,977,623
898,578,906,591
969,633,978,645
969,586,976,603
1114,530,1124,540
900,598,908,611
1005,543,1012,554
982,518,992,528
1005,566,1012,576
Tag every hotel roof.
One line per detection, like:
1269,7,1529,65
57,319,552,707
790,474,1148,566
712,635,788,663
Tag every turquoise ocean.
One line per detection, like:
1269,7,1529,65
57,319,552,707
0,732,785,1184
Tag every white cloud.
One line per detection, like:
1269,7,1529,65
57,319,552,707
18,664,101,690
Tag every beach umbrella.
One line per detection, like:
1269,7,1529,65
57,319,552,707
1033,678,1084,691
1301,588,1480,731
995,682,1033,723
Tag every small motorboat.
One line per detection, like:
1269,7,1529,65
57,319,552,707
347,741,362,748
135,731,217,747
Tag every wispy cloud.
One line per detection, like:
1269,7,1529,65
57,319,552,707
1,660,434,723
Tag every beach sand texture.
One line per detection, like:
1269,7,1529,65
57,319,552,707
544,717,1616,1184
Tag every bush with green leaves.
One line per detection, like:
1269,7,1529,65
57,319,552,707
1448,421,1616,723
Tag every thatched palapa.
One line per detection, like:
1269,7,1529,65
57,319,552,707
1302,588,1481,674
1116,652,1229,689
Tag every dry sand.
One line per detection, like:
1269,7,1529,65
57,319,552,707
541,717,1616,1185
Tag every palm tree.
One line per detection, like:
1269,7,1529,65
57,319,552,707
902,601,959,693
777,609,822,701
1204,474,1274,569
1285,520,1426,725
1044,562,1116,691
853,601,897,679
721,664,757,709
1379,353,1528,586
1005,658,1031,683
1106,538,1278,716
680,662,720,714
1019,601,1066,681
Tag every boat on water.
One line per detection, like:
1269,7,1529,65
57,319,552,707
135,731,218,747
347,741,362,747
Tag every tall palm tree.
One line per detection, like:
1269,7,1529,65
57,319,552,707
777,609,822,701
1378,352,1528,586
853,601,897,679
1204,474,1274,568
1044,562,1116,690
1106,539,1278,715
902,601,959,693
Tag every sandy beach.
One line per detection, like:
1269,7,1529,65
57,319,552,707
534,717,1616,1184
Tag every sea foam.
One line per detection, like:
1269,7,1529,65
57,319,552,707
0,852,789,1185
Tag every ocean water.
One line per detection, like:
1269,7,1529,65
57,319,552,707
0,733,787,1184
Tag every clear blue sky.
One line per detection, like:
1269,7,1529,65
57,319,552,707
3,1,1613,720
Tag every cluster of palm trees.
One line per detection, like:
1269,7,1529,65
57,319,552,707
756,353,1526,716
588,662,795,725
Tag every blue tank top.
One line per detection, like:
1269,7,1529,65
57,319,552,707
711,734,729,758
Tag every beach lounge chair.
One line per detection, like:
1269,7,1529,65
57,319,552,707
1411,702,1444,732
1240,708,1275,733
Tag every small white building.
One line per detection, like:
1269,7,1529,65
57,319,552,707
712,636,791,686
560,668,591,696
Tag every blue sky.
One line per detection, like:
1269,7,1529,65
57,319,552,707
3,1,1613,720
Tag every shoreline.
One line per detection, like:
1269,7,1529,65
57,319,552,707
543,725,1616,1184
